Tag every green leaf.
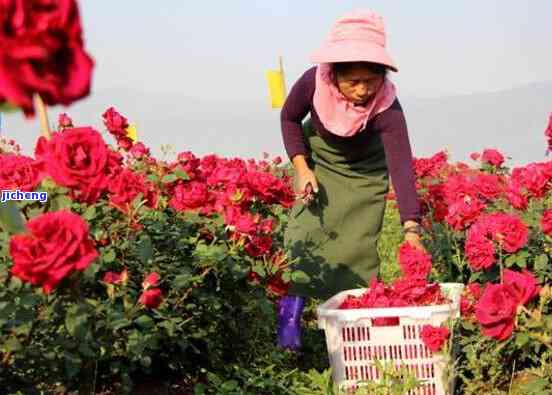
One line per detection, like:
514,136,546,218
462,321,476,331
51,195,73,210
102,248,116,263
173,272,193,290
174,169,190,180
3,337,22,352
515,332,530,348
111,318,132,331
0,102,19,113
535,254,549,272
65,306,89,339
135,315,154,330
162,174,178,183
83,205,97,221
147,174,160,183
0,201,26,234
291,270,310,284
137,236,153,264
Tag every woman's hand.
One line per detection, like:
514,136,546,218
295,168,319,204
404,232,426,252
292,155,319,204
403,220,427,252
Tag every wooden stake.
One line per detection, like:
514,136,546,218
33,93,51,140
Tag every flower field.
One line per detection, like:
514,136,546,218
0,110,550,394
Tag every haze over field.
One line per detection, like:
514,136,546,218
2,1,551,167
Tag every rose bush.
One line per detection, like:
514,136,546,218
0,108,308,394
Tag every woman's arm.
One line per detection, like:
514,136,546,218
376,99,422,227
280,67,316,160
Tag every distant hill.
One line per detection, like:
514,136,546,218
2,81,551,166
401,81,552,166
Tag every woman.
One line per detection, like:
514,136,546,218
277,9,424,350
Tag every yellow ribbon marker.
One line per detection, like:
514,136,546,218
266,56,287,109
126,124,138,143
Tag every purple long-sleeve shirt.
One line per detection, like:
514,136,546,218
280,67,421,224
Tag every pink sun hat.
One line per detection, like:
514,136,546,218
310,9,398,72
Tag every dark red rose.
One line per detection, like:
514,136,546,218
9,210,98,293
142,272,160,290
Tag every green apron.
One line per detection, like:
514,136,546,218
284,119,389,300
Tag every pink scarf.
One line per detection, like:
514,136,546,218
313,64,397,137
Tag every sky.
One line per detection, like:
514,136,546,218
3,1,552,163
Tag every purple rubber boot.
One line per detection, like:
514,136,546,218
277,295,306,350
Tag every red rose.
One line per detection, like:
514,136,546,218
102,269,128,285
0,154,43,191
503,269,539,306
420,325,450,352
9,210,98,293
474,174,504,201
541,210,552,236
475,283,519,341
102,107,129,137
129,142,150,158
445,197,485,231
108,168,158,213
142,272,160,290
224,206,257,235
545,113,552,154
460,283,482,318
267,272,290,297
506,181,528,210
58,113,74,129
0,0,94,116
244,235,273,257
169,182,210,212
481,149,505,167
398,242,432,280
139,288,163,309
35,127,121,203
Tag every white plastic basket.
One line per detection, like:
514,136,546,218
317,283,464,395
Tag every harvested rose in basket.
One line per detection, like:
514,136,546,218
339,278,450,310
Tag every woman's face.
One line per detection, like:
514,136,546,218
335,64,384,105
